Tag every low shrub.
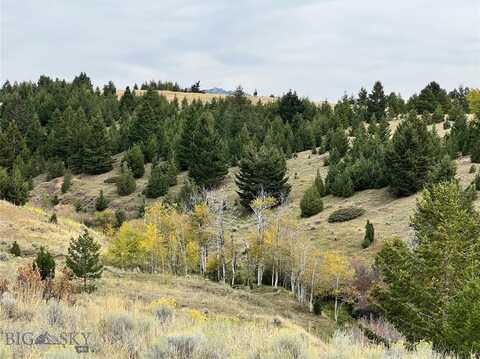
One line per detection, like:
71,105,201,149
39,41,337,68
100,312,136,343
9,241,21,257
271,333,308,359
45,300,66,327
0,292,17,319
328,207,365,223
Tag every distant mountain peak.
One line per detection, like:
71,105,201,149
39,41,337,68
203,87,234,95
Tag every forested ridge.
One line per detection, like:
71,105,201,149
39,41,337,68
2,73,480,356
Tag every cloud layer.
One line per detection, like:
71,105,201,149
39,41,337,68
1,0,479,100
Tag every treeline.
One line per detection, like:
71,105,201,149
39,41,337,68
0,73,478,208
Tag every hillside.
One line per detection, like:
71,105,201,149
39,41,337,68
25,120,476,265
0,201,448,358
116,89,277,105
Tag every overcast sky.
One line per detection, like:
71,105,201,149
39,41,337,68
1,0,479,100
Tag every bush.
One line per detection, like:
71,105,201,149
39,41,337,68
46,159,65,181
475,174,480,190
61,170,72,193
271,334,307,359
0,292,17,319
300,186,323,218
443,120,451,130
323,156,330,167
314,169,326,197
330,171,354,198
470,165,477,174
328,207,366,223
9,241,21,257
45,300,65,327
95,190,109,211
100,312,135,343
146,335,201,359
362,220,375,249
103,176,119,184
117,163,136,196
115,209,126,228
33,247,56,280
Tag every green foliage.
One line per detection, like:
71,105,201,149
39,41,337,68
114,209,126,228
314,169,326,197
66,229,103,290
362,220,374,248
431,104,444,123
236,145,291,209
470,138,480,163
145,165,170,199
9,241,21,257
0,166,29,205
328,207,365,223
443,120,451,130
386,112,442,196
46,159,65,180
123,145,145,179
51,195,60,206
470,165,477,174
95,190,109,211
143,135,158,163
82,113,113,175
367,81,386,120
189,112,228,188
117,163,136,196
374,182,480,352
61,170,72,193
33,247,55,280
427,154,457,185
475,173,480,190
300,186,323,218
330,170,354,198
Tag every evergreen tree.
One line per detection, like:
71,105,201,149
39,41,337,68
362,220,374,248
431,104,444,123
10,241,21,257
471,138,480,163
33,247,55,280
145,165,170,198
61,170,72,193
368,81,386,120
130,101,156,146
427,154,457,184
119,86,135,114
236,145,291,209
123,145,145,178
330,170,354,198
314,169,326,197
82,113,113,175
0,166,29,205
95,190,108,211
117,163,136,196
329,127,349,158
143,135,158,163
66,229,103,290
386,112,440,196
176,112,198,170
374,182,480,350
300,185,323,217
189,112,228,188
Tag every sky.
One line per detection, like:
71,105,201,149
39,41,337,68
1,0,479,101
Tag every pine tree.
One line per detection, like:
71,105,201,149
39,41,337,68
130,101,157,146
145,165,170,198
432,104,444,123
10,241,21,257
117,163,136,196
123,145,145,178
82,113,113,175
300,186,323,217
362,220,374,248
428,154,457,184
143,135,158,163
471,138,480,163
33,247,55,280
386,112,440,196
330,170,354,198
176,111,198,171
61,170,72,193
368,81,386,120
119,86,135,114
329,127,349,158
189,112,228,188
0,166,29,205
236,145,291,209
95,190,108,211
66,229,103,290
314,169,326,197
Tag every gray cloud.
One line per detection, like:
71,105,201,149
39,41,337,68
1,0,479,100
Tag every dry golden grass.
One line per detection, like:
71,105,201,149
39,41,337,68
116,89,278,105
0,270,450,358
